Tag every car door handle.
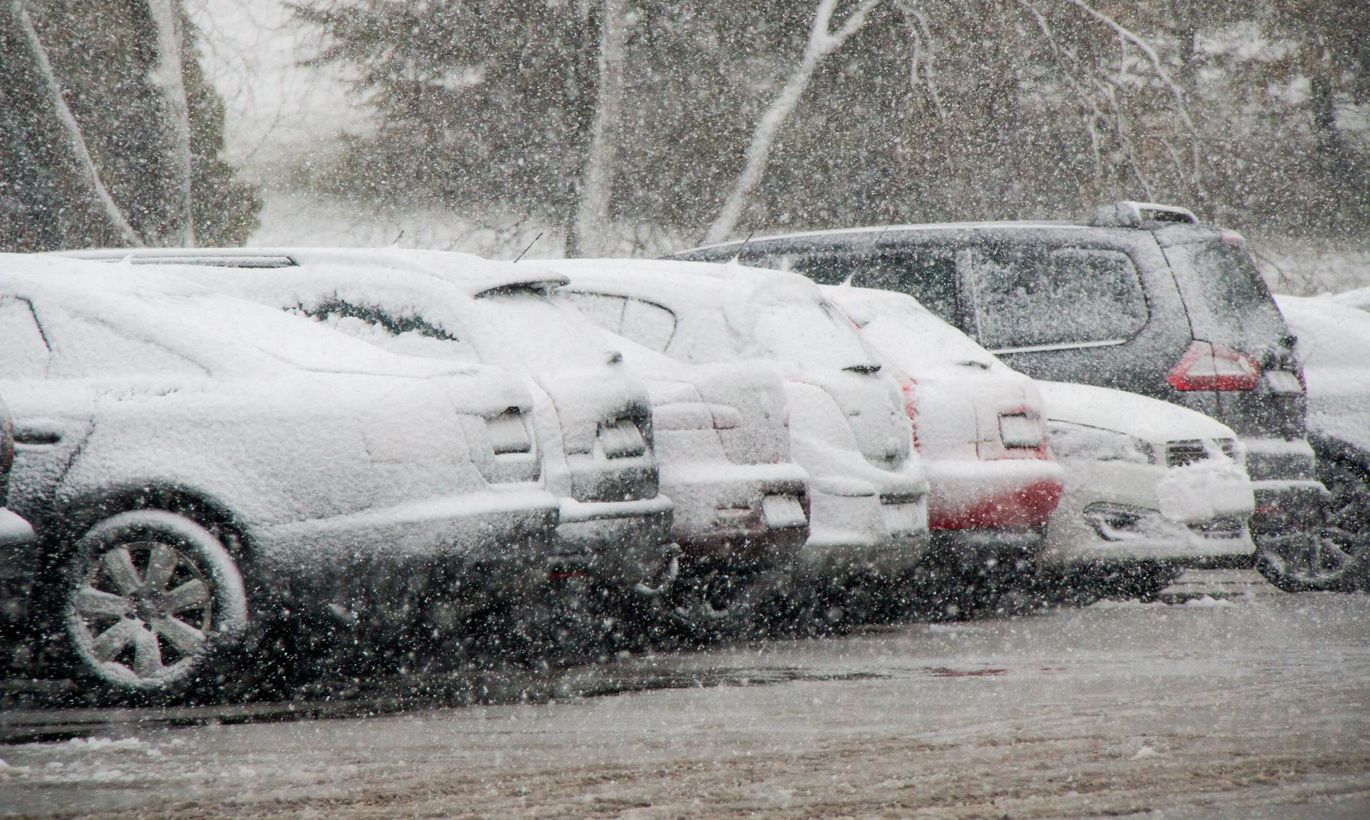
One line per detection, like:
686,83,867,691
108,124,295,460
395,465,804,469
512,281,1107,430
13,426,62,446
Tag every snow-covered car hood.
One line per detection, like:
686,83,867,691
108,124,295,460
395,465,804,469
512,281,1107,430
1036,381,1236,443
1274,293,1370,455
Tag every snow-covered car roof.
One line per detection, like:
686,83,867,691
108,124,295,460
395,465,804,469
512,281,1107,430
545,257,831,326
62,247,568,299
1330,285,1370,312
4,253,478,380
1036,380,1237,442
821,285,1004,375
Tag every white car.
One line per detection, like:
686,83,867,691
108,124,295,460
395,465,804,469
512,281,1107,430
546,258,930,619
821,286,1064,612
0,255,559,700
1037,381,1256,598
1330,286,1370,312
79,248,811,635
1272,294,1370,591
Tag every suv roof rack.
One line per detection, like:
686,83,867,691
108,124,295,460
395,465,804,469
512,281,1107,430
1088,201,1198,229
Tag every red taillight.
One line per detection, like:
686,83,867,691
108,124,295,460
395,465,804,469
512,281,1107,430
1168,341,1260,392
897,376,920,450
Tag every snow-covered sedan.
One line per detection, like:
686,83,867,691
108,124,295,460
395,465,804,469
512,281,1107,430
0,256,559,700
1272,294,1370,591
821,286,1064,613
547,258,930,623
1037,381,1256,600
77,248,810,638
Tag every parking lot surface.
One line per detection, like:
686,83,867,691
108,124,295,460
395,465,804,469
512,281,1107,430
2,571,1368,817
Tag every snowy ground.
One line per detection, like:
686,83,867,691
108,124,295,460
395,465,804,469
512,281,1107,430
3,571,1367,817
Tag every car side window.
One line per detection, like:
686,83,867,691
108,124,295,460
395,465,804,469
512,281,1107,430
293,300,478,361
971,245,1147,350
48,316,203,378
620,299,676,352
561,292,628,334
762,249,962,327
0,296,51,378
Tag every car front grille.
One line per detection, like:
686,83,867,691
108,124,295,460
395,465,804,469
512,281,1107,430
1165,440,1207,468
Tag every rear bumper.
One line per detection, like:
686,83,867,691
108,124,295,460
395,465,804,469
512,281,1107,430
802,475,929,579
1249,479,1328,537
1240,437,1327,536
925,459,1064,531
659,461,809,569
553,494,676,589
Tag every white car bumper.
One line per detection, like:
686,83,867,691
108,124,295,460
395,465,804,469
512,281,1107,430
1041,459,1255,566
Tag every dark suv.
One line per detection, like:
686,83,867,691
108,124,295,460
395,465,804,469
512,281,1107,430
676,201,1341,590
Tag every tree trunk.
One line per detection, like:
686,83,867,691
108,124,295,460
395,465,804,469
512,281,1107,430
704,0,877,245
2,0,141,247
572,0,626,257
143,0,195,246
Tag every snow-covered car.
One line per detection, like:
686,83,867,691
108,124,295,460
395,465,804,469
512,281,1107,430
0,255,559,700
73,248,812,636
66,248,674,622
1272,294,1370,591
820,286,1064,609
546,258,930,619
1037,381,1255,599
1,394,37,666
1331,286,1370,312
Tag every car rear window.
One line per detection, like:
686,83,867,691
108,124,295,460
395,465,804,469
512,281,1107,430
478,289,617,367
1166,240,1288,350
971,244,1148,350
749,295,877,370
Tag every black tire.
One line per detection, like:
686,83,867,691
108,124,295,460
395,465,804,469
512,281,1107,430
61,510,248,702
1318,453,1370,592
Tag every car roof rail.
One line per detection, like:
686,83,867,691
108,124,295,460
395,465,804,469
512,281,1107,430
64,249,299,268
1088,201,1198,228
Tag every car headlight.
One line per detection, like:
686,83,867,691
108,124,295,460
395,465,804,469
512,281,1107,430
1047,421,1155,464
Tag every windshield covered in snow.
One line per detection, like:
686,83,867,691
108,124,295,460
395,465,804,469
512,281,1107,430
475,288,618,369
747,293,877,370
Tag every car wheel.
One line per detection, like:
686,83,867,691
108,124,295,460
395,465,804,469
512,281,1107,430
1319,454,1370,591
1256,529,1358,592
62,510,248,701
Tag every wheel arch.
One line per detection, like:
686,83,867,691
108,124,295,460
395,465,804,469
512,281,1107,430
50,482,253,556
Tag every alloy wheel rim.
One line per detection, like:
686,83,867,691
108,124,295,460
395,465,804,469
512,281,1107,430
70,540,215,684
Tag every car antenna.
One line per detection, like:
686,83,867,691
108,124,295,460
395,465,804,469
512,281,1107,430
840,206,896,288
728,231,755,265
513,231,544,263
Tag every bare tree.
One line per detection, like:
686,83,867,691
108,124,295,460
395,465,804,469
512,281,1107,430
571,0,626,256
704,0,880,244
3,0,142,246
143,0,195,246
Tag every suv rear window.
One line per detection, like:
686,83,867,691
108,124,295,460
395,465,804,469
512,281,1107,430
971,245,1148,350
1167,240,1287,350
